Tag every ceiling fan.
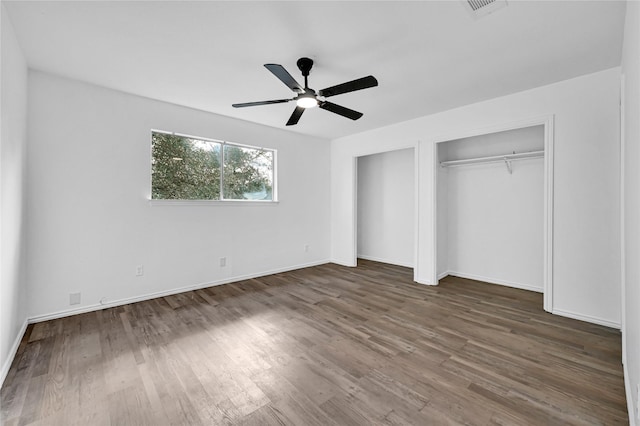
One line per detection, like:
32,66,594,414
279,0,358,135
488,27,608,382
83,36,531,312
232,57,378,126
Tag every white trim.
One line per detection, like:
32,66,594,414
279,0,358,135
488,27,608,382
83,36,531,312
149,199,279,206
552,308,621,329
624,361,637,426
445,271,544,293
1,319,28,387
413,141,421,283
429,114,555,146
431,141,439,287
352,156,359,267
345,141,427,275
348,157,359,268
543,116,555,313
331,259,356,268
272,149,279,202
438,271,449,280
356,255,413,269
620,73,626,366
28,260,330,324
151,128,273,155
415,277,436,286
619,73,635,426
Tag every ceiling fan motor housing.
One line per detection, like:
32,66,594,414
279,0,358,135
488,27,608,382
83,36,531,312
297,57,314,77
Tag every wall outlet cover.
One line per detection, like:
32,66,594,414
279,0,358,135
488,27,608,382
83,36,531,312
69,292,81,305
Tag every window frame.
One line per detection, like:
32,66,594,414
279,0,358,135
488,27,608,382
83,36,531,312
149,129,278,204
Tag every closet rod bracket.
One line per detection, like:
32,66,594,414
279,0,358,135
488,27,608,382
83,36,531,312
504,157,513,174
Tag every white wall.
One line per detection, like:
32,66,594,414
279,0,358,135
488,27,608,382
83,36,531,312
26,71,331,320
0,4,29,384
332,67,621,327
621,1,640,424
357,148,414,267
439,126,544,292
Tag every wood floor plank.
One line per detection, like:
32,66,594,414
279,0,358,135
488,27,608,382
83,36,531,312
233,404,290,426
1,260,628,425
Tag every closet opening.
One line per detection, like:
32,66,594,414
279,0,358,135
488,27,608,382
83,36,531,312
434,120,554,311
356,148,416,269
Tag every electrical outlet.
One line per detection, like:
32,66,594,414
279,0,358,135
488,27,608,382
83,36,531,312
304,244,310,252
136,265,144,276
69,292,81,305
220,257,226,267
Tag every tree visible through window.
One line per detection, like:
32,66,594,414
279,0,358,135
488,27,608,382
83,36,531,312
151,131,275,201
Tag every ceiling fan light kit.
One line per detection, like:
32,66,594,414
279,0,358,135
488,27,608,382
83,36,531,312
232,57,378,126
296,93,318,109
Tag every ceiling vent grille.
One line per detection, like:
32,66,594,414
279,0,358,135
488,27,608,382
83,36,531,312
468,0,496,11
462,0,508,19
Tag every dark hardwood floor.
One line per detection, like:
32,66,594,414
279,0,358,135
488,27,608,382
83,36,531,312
1,260,628,425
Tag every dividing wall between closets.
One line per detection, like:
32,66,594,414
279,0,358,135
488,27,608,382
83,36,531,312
436,125,545,292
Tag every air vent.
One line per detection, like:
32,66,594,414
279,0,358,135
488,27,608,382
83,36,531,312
468,0,495,11
462,0,508,19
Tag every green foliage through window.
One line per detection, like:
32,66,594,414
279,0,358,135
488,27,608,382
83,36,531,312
151,131,274,201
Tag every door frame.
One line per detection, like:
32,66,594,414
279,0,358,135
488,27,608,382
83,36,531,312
429,115,555,312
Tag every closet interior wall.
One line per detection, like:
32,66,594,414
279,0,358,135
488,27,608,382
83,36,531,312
437,125,545,292
357,148,415,268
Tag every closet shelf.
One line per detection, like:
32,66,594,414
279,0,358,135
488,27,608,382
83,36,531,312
440,150,544,174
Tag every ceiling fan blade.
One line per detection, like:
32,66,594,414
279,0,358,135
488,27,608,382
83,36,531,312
319,75,378,98
286,106,305,126
319,101,363,120
265,64,304,93
232,99,292,108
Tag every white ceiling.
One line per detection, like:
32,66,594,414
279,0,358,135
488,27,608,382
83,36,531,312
3,0,626,140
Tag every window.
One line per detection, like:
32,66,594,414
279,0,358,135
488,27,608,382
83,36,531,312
151,131,275,201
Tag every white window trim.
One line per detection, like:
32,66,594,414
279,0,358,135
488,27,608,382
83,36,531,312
148,199,279,207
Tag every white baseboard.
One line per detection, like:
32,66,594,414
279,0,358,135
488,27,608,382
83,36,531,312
437,271,449,280
1,318,28,387
552,308,621,329
330,259,357,267
2,260,330,388
444,271,621,330
356,254,413,268
445,270,544,293
28,259,330,324
624,359,637,426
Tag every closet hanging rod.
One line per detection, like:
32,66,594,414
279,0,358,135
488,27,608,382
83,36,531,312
440,150,544,168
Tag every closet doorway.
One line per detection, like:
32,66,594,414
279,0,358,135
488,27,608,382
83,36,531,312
357,148,415,268
434,119,554,311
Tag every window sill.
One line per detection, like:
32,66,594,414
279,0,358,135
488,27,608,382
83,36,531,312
148,199,279,207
